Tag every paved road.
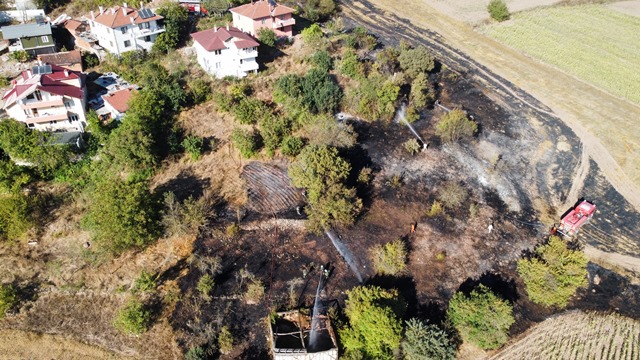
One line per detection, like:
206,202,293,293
341,0,640,213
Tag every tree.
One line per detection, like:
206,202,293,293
182,135,204,161
339,285,406,359
435,109,477,143
309,50,333,72
447,285,514,350
153,3,189,53
301,23,324,47
85,178,160,254
280,136,304,157
289,145,362,232
488,0,510,22
398,46,435,79
370,239,408,275
339,50,365,79
259,114,291,154
100,118,157,173
0,192,34,242
114,298,152,335
0,284,18,318
376,47,400,75
346,75,399,121
257,28,277,47
0,155,31,193
410,73,435,109
197,274,215,301
300,0,337,22
402,318,456,360
218,325,234,354
301,68,342,114
517,236,588,307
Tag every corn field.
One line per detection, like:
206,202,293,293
483,5,640,105
491,311,640,360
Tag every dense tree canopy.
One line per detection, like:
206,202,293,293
435,109,478,143
517,236,588,307
398,45,435,79
447,285,514,350
402,318,456,360
340,285,406,359
153,3,190,53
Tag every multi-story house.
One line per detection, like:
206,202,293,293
191,26,259,78
2,63,87,133
87,4,165,55
230,0,295,37
1,21,55,55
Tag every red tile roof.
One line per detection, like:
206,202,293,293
191,26,259,51
102,88,136,113
2,64,85,108
230,0,295,19
90,6,163,29
64,19,84,32
38,50,82,68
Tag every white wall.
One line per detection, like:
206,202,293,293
194,41,258,78
0,9,46,24
7,91,87,132
89,19,162,55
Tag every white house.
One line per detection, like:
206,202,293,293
230,0,295,37
101,87,136,121
2,63,87,132
87,4,164,55
191,26,259,78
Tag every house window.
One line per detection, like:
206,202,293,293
261,18,266,24
121,26,127,34
240,59,243,64
110,41,114,47
280,15,286,20
68,114,79,122
215,62,221,69
144,36,151,42
64,100,74,109
24,109,30,115
107,28,111,33
139,22,150,30
28,123,34,128
214,50,221,55
34,90,42,101
124,40,131,47
41,36,49,43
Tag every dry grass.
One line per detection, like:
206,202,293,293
491,310,640,360
483,5,640,105
0,329,132,360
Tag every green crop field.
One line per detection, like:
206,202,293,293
483,5,640,105
491,311,640,360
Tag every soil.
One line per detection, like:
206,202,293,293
608,0,640,16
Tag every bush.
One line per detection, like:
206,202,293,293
114,298,152,335
244,279,264,304
230,128,260,158
259,114,291,154
0,192,34,242
517,236,588,307
304,114,357,148
0,156,31,193
301,68,343,114
153,3,189,53
184,346,206,360
9,50,31,62
338,50,365,79
410,73,435,109
233,97,267,125
447,285,514,350
435,109,477,143
403,139,421,155
301,23,324,47
187,79,212,105
225,223,240,238
309,50,333,72
398,46,435,79
162,192,209,238
370,239,408,275
197,273,215,301
346,75,399,121
0,284,18,318
182,135,204,161
300,0,337,22
132,270,157,293
488,0,510,22
402,318,456,360
280,136,304,157
340,286,406,359
257,28,277,47
426,201,445,218
218,325,234,354
437,182,467,210
84,178,160,254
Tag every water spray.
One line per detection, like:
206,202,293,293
395,102,428,150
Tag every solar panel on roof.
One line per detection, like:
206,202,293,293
268,0,277,6
138,8,154,19
31,65,52,75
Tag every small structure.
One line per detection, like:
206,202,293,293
177,0,209,15
87,3,165,55
1,21,55,55
101,87,136,121
559,200,596,236
2,63,87,132
37,50,83,71
269,310,338,360
230,0,296,37
191,25,259,78
62,19,104,59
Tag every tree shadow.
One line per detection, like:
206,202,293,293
458,272,519,303
365,275,418,319
154,169,211,201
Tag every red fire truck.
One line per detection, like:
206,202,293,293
558,200,596,236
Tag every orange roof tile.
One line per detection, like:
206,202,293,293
230,0,295,20
90,6,163,29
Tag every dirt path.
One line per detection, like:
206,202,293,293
341,0,640,214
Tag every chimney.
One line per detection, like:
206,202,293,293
91,11,95,20
64,69,69,77
99,6,104,14
123,5,127,16
130,16,135,24
140,1,143,9
226,24,229,31
214,26,217,32
124,2,127,8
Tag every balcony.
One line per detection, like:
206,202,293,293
240,60,259,72
133,26,166,39
20,97,64,110
237,49,258,59
24,112,70,124
272,18,295,29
